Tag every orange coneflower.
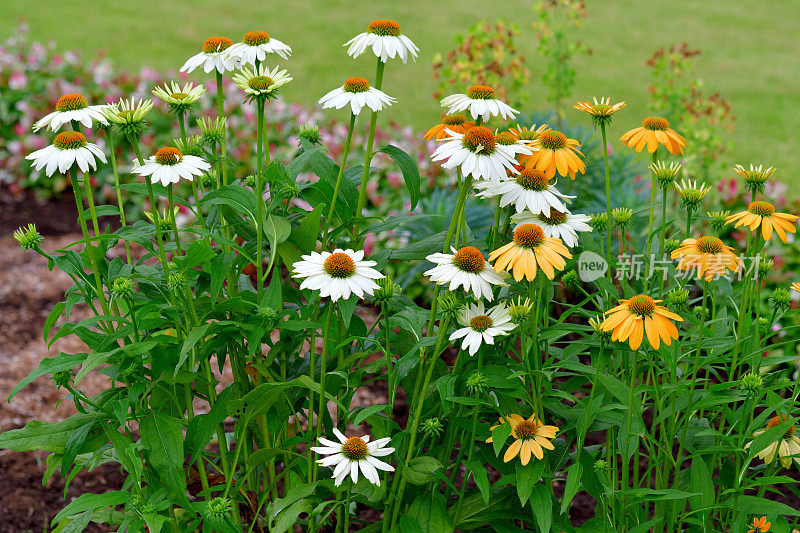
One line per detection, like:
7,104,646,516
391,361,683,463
520,129,585,180
573,97,626,126
486,414,558,465
747,516,771,533
423,113,475,141
725,201,798,243
600,295,683,350
620,116,686,155
792,282,800,294
488,224,572,281
671,236,742,281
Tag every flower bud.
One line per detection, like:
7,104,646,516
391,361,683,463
612,207,633,229
298,124,322,145
466,371,488,395
507,297,534,325
438,292,463,321
739,372,763,393
771,288,791,312
649,161,681,189
111,277,136,300
665,287,690,313
589,212,608,229
13,223,43,251
664,238,682,256
706,210,730,234
372,277,400,305
420,417,444,438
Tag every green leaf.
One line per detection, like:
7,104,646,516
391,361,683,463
491,422,512,457
201,185,257,221
378,145,421,210
43,301,65,341
290,204,323,252
8,352,87,401
405,456,443,485
530,484,552,533
689,457,714,512
174,324,211,376
61,421,95,477
353,404,387,426
405,493,453,533
465,460,491,505
516,460,545,507
264,214,291,249
0,415,94,453
52,491,130,526
560,462,582,514
140,412,187,503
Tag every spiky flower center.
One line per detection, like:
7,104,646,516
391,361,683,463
55,93,88,112
452,246,485,273
495,132,517,146
513,224,546,249
341,436,369,460
748,201,775,217
627,295,656,317
539,131,568,150
170,92,190,100
767,415,796,439
323,252,356,278
540,210,567,225
592,103,612,115
248,76,275,91
53,131,87,149
696,236,724,254
343,77,370,93
461,126,496,155
470,314,493,332
368,19,402,36
442,114,467,126
642,116,670,131
154,147,183,165
243,31,270,46
202,37,233,54
466,85,497,100
515,420,539,440
516,169,549,191
515,129,538,141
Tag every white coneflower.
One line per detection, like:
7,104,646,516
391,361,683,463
345,19,419,63
310,427,394,486
318,77,395,116
450,302,515,356
232,65,292,101
424,246,507,301
746,415,800,469
152,82,205,115
431,126,527,182
225,30,292,64
26,131,106,176
292,249,384,301
132,147,211,186
476,168,574,216
440,85,518,122
102,98,153,126
33,93,108,132
180,37,237,74
511,209,592,248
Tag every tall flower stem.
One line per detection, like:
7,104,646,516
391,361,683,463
166,185,183,257
215,71,229,186
600,122,613,282
453,350,484,522
354,58,386,234
383,302,394,436
323,113,357,246
131,139,169,272
643,150,659,292
105,131,132,264
178,113,209,237
659,187,668,257
621,348,639,526
255,99,267,301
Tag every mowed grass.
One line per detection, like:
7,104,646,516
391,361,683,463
2,0,799,186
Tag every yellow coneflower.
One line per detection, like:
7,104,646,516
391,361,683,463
670,236,742,281
573,97,626,126
423,114,475,141
488,224,572,281
520,129,585,179
792,282,800,294
485,414,558,465
620,116,686,155
725,201,798,243
600,295,683,350
748,516,771,533
747,415,800,469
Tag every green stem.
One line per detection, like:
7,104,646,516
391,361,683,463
643,150,658,292
454,351,484,522
354,58,386,235
178,113,209,237
105,131,131,264
167,185,183,256
323,113,356,246
621,349,638,529
255,99,266,301
600,123,613,283
130,139,170,272
215,71,229,186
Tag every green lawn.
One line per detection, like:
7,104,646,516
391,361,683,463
2,0,799,187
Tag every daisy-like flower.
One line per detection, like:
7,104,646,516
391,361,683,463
132,147,211,186
423,114,475,141
292,249,383,301
225,31,292,64
152,82,205,115
521,129,585,180
440,85,518,122
747,415,800,469
180,37,237,74
735,164,776,197
670,236,742,281
792,282,800,294
318,77,395,116
431,126,528,182
511,209,591,248
509,123,549,144
310,427,394,487
600,295,683,350
573,97,626,127
489,223,572,281
232,65,292,102
102,97,154,139
424,246,507,300
26,131,106,176
449,301,514,356
345,19,419,63
486,414,559,465
33,93,108,132
475,169,573,216
620,116,686,155
725,201,798,243
747,516,771,533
